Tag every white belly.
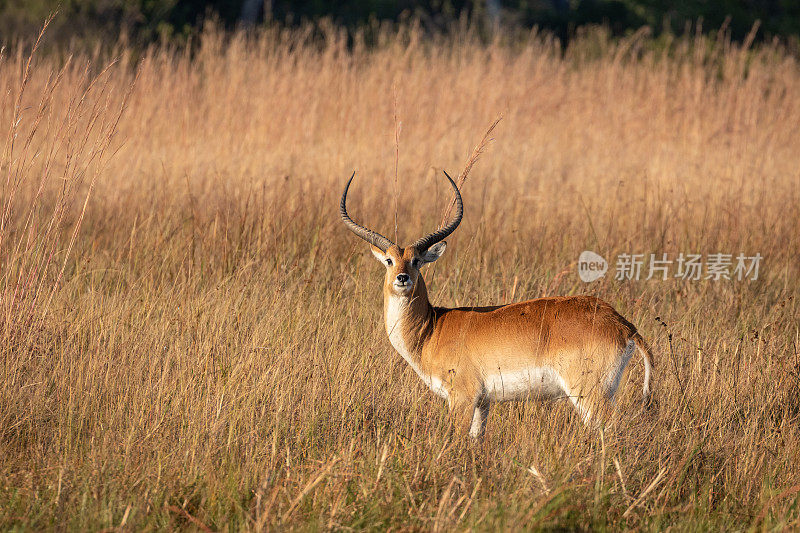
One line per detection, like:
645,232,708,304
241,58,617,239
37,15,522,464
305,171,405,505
483,366,567,402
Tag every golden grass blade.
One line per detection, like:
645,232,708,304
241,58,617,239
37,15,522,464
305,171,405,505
623,467,667,517
437,116,502,229
283,456,340,520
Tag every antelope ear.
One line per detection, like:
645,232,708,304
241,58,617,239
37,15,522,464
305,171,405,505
421,241,446,264
370,245,388,263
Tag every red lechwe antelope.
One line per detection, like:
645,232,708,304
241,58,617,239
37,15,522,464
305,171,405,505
340,171,654,439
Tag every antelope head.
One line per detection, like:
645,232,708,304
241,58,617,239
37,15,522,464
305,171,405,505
340,170,463,297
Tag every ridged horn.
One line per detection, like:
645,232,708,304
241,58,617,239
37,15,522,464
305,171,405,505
340,172,395,252
410,170,463,252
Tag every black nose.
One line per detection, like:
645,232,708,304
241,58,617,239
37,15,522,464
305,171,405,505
396,273,410,283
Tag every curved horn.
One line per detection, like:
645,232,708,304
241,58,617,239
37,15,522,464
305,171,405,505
411,170,463,252
340,172,395,252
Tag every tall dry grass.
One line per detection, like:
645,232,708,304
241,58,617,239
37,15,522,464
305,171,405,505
1,21,799,530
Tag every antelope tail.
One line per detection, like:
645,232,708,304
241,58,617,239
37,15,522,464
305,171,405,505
632,333,654,407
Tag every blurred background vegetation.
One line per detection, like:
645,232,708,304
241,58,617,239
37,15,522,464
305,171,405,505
0,0,798,50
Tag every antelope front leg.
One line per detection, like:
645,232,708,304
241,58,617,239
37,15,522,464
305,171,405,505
448,394,490,440
447,394,473,437
469,396,490,439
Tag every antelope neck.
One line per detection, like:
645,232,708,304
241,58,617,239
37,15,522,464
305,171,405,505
383,275,435,360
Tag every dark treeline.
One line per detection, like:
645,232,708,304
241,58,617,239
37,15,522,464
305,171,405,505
0,0,798,49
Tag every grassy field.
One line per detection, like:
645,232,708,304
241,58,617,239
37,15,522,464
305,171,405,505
1,21,799,531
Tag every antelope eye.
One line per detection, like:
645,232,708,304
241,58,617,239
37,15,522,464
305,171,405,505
411,259,419,267
386,258,393,266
